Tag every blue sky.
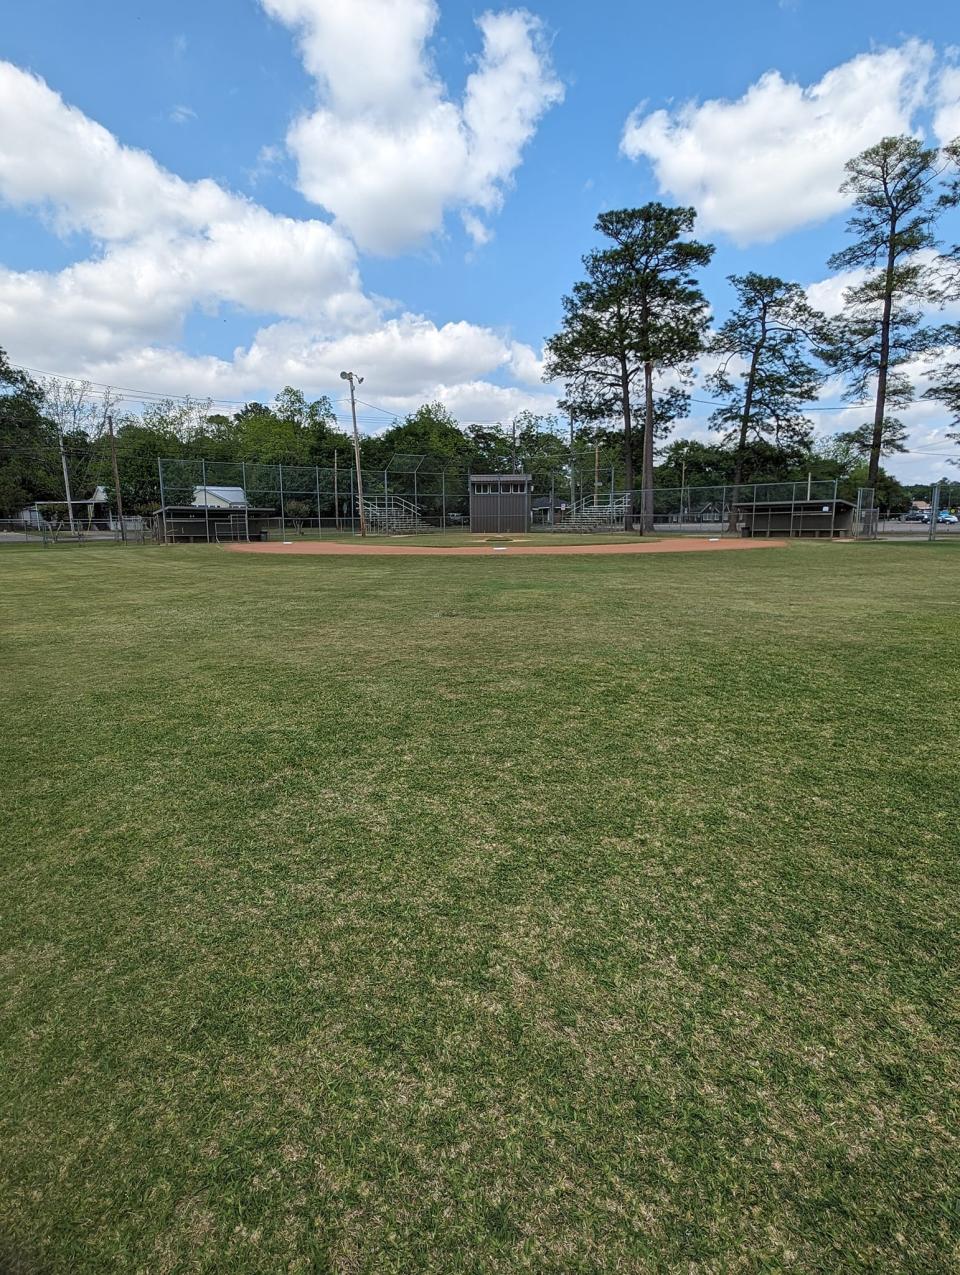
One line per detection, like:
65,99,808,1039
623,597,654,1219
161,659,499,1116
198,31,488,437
1,0,958,476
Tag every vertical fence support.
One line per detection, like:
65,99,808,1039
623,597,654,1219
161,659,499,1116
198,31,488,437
441,470,446,531
242,461,250,541
315,466,322,540
334,450,340,529
201,458,210,543
278,464,286,540
831,479,838,539
929,483,941,543
350,467,356,535
158,458,168,544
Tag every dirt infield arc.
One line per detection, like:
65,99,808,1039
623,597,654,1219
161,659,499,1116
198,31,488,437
227,536,789,558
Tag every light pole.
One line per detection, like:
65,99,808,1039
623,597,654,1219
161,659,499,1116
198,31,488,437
340,371,367,537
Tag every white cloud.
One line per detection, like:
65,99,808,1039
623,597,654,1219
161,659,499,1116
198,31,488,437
620,41,934,243
0,61,367,333
0,60,553,425
935,64,960,143
169,104,196,125
804,251,953,320
260,0,563,254
805,266,870,318
21,317,555,427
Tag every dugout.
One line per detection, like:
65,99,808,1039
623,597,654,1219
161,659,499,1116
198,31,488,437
154,486,274,542
736,497,855,538
469,474,533,533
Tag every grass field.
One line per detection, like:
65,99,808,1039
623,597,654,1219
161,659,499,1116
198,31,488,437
1,541,959,1273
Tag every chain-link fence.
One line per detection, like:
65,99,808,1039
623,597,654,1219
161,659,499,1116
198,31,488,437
9,447,959,546
149,461,878,543
874,481,960,539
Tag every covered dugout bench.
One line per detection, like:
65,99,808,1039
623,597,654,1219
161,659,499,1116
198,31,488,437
469,474,533,533
736,497,856,538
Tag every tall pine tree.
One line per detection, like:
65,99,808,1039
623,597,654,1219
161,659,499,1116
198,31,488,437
545,204,712,530
825,136,950,486
708,273,827,522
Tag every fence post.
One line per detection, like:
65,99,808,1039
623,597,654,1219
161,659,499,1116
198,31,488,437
158,458,169,544
242,461,250,541
315,465,322,540
278,464,286,540
201,458,210,543
929,483,940,542
831,479,838,539
441,470,446,530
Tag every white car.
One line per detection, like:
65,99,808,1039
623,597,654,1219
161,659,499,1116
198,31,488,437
937,511,959,524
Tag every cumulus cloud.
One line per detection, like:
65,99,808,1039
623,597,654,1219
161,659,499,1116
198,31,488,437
804,267,871,318
620,41,934,243
0,59,550,422
36,318,555,427
0,62,368,328
935,64,960,143
260,0,563,253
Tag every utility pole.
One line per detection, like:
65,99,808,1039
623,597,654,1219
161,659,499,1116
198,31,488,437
57,428,75,533
333,449,340,529
107,414,126,543
340,371,367,536
569,416,576,508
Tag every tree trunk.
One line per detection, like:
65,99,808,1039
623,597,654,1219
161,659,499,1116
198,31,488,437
870,216,897,488
729,337,763,532
619,352,635,532
641,360,655,532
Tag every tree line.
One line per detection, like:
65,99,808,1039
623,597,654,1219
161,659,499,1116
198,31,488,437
545,134,960,527
1,135,958,521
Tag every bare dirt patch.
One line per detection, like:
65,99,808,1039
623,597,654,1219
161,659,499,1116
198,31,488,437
226,537,789,558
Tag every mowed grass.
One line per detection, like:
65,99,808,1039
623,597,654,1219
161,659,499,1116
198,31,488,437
1,541,959,1274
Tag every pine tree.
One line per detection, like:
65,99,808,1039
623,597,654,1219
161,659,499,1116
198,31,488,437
545,204,712,530
825,136,950,486
707,274,826,523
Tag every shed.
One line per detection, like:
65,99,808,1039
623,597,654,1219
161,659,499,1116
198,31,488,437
735,498,855,538
469,474,533,533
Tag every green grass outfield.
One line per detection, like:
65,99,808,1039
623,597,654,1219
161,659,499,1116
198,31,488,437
1,541,958,1273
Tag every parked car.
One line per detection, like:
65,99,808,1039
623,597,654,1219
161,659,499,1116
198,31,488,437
903,510,930,522
937,510,959,524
